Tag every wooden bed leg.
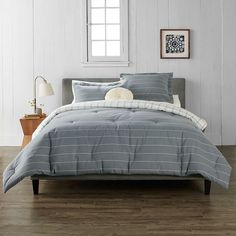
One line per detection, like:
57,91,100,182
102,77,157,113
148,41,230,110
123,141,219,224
204,179,211,195
32,179,39,195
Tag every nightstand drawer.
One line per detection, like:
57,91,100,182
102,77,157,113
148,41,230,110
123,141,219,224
20,118,45,135
20,117,46,148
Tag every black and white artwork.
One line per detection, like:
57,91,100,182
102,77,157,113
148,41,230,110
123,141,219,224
166,34,185,54
160,29,190,59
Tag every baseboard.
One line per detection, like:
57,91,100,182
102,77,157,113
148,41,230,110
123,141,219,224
0,135,22,146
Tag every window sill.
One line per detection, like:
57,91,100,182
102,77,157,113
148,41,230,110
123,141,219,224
81,61,130,67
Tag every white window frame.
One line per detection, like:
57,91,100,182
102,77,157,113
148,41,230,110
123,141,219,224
81,0,129,67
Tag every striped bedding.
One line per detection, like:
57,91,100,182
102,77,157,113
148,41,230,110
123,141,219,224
3,100,231,192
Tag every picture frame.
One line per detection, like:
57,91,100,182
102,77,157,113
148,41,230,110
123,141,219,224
160,29,190,59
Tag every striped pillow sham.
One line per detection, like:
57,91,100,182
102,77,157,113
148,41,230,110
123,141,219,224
72,80,123,103
120,73,173,102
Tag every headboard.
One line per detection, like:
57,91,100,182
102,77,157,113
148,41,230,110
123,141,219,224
62,78,186,108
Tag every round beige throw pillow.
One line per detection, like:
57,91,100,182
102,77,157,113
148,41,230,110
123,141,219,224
105,87,133,101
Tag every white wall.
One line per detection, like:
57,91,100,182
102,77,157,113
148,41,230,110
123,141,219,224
0,0,236,146
0,0,34,146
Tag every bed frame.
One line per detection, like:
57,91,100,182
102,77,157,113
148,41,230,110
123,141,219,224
31,78,211,195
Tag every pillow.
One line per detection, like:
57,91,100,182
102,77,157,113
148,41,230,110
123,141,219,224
120,73,173,102
173,94,181,107
105,87,133,101
72,80,123,103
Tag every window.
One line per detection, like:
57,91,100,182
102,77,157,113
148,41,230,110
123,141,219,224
82,0,129,66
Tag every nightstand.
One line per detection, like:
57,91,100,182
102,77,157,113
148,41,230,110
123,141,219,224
20,117,46,148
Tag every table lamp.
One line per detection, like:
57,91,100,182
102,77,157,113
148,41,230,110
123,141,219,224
34,76,54,114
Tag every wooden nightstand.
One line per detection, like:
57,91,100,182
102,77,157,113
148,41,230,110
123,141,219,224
20,117,46,148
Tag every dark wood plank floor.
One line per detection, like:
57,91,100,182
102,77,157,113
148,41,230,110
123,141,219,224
0,146,235,236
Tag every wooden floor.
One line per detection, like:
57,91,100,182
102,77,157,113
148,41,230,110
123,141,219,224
0,146,236,236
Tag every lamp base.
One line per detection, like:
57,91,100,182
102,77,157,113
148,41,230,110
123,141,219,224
35,108,42,115
24,113,46,119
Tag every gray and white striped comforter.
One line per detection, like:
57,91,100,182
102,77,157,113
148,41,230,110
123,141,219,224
3,100,231,192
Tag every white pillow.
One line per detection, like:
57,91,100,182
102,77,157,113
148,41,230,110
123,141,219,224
105,87,133,101
173,94,181,107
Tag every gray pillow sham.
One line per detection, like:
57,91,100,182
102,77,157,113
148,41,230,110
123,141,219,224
120,73,173,102
72,80,123,103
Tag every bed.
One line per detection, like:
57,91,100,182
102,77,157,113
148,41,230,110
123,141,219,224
3,77,231,195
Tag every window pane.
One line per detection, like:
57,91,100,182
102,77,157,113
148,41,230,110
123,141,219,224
92,41,105,56
91,0,105,8
91,9,105,24
106,0,120,7
106,25,120,40
106,41,120,56
106,9,120,24
91,25,105,40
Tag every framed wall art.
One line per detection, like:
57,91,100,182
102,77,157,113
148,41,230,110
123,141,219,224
160,29,190,59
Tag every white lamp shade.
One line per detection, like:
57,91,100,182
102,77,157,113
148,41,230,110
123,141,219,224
38,82,54,97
